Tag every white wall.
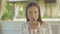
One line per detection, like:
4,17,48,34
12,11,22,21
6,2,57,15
0,21,60,34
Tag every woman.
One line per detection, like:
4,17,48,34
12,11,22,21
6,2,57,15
20,1,52,34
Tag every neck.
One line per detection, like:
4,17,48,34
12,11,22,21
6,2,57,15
30,20,37,23
29,20,39,25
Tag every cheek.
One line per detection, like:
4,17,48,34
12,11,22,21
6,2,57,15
34,13,39,19
36,15,39,19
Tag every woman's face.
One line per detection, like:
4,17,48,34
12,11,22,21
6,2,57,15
27,6,39,21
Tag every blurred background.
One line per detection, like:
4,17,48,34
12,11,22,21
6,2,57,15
0,0,60,34
0,0,60,21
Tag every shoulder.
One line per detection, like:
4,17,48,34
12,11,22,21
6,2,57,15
20,22,28,34
21,22,27,27
43,22,51,26
42,22,52,34
42,22,52,32
21,22,28,29
42,22,51,28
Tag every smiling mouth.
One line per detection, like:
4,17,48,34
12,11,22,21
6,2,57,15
31,18,35,21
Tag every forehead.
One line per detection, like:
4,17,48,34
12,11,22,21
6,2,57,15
27,6,39,12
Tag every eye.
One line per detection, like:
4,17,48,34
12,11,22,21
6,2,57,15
34,11,37,13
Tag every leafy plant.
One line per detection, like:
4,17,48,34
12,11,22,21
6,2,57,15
1,3,13,20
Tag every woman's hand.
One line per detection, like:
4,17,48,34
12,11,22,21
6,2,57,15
29,22,40,30
29,22,40,34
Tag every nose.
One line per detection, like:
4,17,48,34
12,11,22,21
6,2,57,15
31,13,34,18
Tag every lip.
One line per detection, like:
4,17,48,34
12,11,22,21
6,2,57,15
31,18,35,21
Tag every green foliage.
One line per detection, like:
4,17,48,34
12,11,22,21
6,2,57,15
1,2,26,20
1,3,13,20
1,2,60,20
42,15,48,18
18,2,27,18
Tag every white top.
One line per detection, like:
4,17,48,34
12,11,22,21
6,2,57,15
20,22,52,34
